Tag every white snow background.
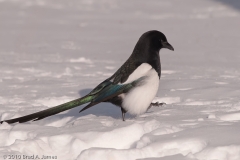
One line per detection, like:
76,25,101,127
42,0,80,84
0,0,240,160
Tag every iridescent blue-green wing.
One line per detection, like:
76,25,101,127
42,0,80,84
79,77,145,112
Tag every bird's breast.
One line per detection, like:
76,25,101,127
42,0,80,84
121,68,159,115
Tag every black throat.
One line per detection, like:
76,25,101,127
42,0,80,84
130,43,161,79
111,35,162,84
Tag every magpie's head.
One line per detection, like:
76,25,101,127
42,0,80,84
140,30,174,51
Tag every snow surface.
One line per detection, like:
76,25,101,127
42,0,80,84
0,0,240,160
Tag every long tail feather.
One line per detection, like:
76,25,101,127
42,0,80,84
0,95,93,124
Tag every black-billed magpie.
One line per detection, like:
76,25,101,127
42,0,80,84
1,30,174,124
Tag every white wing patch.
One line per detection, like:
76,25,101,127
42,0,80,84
121,63,160,115
121,63,152,84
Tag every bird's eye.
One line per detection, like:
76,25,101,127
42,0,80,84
160,39,167,43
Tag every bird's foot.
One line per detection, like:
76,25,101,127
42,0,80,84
151,102,166,107
148,102,166,109
121,107,127,121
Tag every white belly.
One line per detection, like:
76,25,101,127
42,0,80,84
120,64,160,115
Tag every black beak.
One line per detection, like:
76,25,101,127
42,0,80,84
162,42,174,51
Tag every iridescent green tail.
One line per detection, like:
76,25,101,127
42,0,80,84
0,95,93,124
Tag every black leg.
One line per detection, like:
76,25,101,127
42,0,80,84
121,107,127,121
148,102,166,110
